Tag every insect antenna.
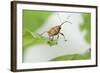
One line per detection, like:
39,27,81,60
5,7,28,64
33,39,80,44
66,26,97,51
56,13,72,27
56,13,62,23
60,21,72,27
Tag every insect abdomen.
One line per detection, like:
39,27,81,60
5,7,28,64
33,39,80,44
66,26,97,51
48,26,60,36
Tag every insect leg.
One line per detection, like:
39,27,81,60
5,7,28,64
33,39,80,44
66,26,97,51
55,34,59,44
60,32,67,42
51,36,54,41
56,34,59,40
48,36,53,41
40,31,47,36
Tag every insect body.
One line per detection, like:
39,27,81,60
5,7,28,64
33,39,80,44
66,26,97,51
41,21,72,44
48,25,61,37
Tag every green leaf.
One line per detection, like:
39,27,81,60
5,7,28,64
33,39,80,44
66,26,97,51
23,10,52,32
23,31,58,48
80,13,91,44
50,52,91,61
23,10,52,48
47,40,58,46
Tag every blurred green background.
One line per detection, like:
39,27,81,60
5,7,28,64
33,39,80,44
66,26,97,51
23,10,52,48
23,10,91,62
80,13,91,44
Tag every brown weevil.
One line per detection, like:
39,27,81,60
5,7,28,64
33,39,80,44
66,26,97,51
40,20,72,44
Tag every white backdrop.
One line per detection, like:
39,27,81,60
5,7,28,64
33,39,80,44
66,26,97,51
0,0,99,73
